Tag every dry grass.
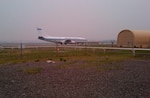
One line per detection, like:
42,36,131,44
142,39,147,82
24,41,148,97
0,47,135,66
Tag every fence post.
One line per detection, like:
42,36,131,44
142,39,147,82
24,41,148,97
132,48,135,56
20,42,23,59
103,48,106,54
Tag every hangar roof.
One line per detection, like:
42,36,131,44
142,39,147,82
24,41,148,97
119,29,150,41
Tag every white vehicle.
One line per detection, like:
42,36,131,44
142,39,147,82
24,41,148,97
37,28,87,45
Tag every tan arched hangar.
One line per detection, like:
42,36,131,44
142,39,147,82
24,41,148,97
117,30,150,48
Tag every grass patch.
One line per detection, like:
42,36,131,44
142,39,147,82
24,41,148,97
59,58,67,62
34,59,40,62
0,47,139,66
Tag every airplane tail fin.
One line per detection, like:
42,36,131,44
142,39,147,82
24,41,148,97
36,28,49,37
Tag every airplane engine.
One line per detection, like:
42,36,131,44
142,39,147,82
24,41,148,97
38,36,45,40
64,40,76,44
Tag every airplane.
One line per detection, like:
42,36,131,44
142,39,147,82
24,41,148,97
37,28,87,45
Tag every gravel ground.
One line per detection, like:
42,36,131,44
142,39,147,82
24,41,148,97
0,59,150,98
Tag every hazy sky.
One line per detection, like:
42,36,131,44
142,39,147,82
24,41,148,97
0,0,150,42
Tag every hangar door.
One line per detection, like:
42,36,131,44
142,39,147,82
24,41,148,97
117,30,134,47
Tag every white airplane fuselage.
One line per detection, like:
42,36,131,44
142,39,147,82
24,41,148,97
37,28,87,44
38,36,87,45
